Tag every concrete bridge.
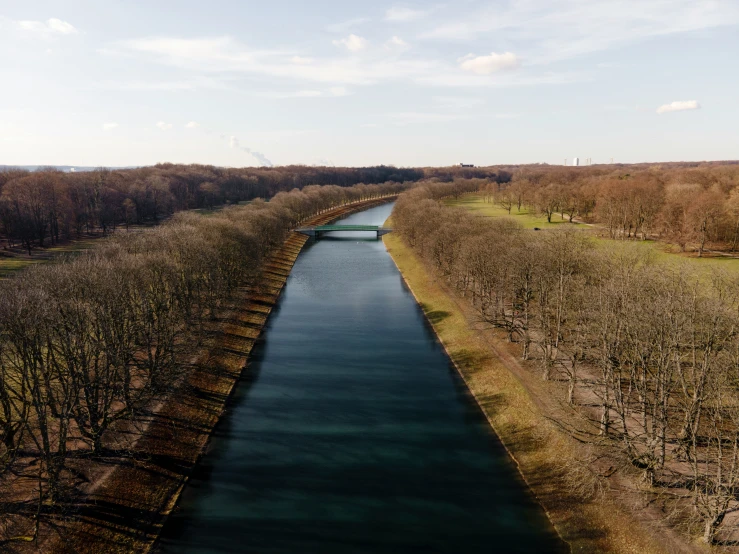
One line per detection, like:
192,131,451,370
295,225,393,240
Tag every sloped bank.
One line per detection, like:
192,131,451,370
382,231,695,554
41,197,396,554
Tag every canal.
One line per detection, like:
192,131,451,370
157,203,567,553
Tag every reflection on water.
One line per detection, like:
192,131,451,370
157,203,567,553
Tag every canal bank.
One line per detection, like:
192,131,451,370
155,202,567,553
382,232,687,554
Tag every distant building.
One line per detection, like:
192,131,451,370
573,157,580,167
459,163,475,168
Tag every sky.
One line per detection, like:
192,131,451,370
1,0,738,168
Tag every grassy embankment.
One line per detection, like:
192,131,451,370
34,197,396,554
446,194,739,277
384,230,689,554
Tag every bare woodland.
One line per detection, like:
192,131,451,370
394,175,739,545
481,163,739,255
0,165,422,254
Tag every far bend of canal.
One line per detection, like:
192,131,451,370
157,203,568,554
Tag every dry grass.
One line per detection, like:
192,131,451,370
383,232,700,554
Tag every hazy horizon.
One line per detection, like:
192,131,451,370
2,0,738,167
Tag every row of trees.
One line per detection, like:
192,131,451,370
487,164,739,256
394,181,739,544
0,180,406,541
0,164,423,253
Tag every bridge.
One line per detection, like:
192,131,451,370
295,225,393,240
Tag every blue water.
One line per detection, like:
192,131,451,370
157,203,567,553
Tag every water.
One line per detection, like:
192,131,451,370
157,203,567,553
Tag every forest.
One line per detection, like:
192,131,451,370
0,164,424,253
0,179,406,543
393,170,739,545
483,162,739,255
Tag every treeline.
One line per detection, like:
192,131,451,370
394,181,739,544
0,164,423,253
489,163,739,255
0,181,405,540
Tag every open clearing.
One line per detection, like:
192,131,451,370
444,195,583,229
449,193,739,278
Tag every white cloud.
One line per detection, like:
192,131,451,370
113,35,576,89
433,96,485,110
17,18,77,36
360,123,379,128
332,34,368,52
385,7,427,22
459,52,521,75
102,122,119,130
387,112,467,125
185,121,199,128
656,100,701,114
385,36,409,50
156,121,173,130
98,76,229,92
326,17,371,33
291,90,324,98
291,56,313,65
423,0,739,64
268,87,350,99
328,86,349,97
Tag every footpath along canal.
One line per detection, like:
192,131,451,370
156,202,568,553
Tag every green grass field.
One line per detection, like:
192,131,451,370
445,195,583,229
0,238,100,279
449,193,739,279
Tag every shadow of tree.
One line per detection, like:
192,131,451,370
418,302,452,325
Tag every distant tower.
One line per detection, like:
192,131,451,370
573,157,580,167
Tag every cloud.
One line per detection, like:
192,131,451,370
422,0,739,64
326,17,371,33
332,34,368,52
268,87,350,99
385,7,427,22
97,76,230,91
656,100,701,114
17,17,78,36
156,121,173,130
433,96,485,110
228,135,273,167
385,36,409,50
387,112,467,125
102,122,119,130
459,52,521,75
291,56,313,65
328,86,349,97
112,34,576,89
185,121,199,128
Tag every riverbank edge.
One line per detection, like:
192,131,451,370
383,231,690,554
43,197,396,554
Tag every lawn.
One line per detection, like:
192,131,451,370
0,238,100,279
593,236,739,279
449,193,739,278
444,195,583,230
